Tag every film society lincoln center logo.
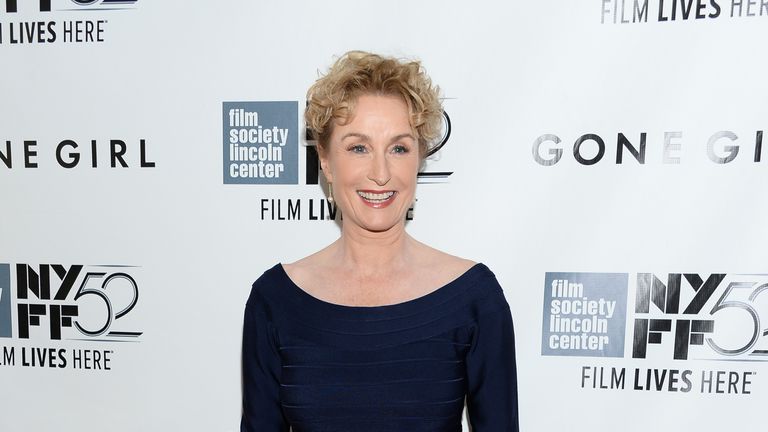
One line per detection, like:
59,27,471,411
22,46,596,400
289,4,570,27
541,272,628,357
223,101,298,184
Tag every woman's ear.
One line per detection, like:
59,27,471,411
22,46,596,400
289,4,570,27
319,146,333,183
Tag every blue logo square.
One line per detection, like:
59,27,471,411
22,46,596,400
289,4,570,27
541,272,628,358
223,101,299,184
0,264,11,338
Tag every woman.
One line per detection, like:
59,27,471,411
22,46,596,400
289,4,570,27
241,51,518,431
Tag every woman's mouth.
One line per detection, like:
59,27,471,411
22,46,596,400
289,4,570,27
357,190,396,207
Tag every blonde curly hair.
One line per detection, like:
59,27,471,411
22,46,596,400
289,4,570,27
305,51,443,157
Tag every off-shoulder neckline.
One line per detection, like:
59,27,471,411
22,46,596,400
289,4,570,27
275,262,488,312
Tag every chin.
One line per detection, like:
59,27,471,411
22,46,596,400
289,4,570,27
344,213,406,233
361,222,403,233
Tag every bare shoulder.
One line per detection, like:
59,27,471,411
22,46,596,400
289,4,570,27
412,240,478,286
281,247,330,287
281,238,478,304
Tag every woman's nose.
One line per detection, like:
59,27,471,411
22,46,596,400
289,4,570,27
367,153,391,186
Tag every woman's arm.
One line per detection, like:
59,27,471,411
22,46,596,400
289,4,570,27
466,299,519,431
241,301,290,432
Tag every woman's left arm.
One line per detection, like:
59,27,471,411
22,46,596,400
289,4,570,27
466,296,519,431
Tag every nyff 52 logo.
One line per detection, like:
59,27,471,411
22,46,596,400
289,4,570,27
2,0,137,13
0,263,142,341
633,273,768,361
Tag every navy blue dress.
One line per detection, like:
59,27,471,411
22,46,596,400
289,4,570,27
241,263,518,431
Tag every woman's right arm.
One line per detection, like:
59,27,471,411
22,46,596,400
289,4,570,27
241,301,290,432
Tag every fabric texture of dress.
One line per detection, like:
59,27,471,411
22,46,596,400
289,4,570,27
241,263,519,432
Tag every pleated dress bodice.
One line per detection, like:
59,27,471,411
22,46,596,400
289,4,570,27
241,263,518,432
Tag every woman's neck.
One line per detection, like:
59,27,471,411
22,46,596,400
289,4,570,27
332,222,414,276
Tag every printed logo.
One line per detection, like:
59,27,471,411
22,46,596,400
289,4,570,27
223,101,298,184
541,271,766,395
0,264,11,338
0,263,142,371
0,0,139,45
541,272,628,357
632,273,768,361
599,0,768,24
2,0,137,13
532,130,765,166
0,139,155,169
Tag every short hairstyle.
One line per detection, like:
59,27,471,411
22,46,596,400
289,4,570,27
305,51,443,157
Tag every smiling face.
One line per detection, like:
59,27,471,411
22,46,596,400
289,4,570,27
320,94,420,234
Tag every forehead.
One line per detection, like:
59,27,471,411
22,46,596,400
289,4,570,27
334,94,413,135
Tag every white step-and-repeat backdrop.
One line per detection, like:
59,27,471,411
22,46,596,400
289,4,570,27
1,1,766,430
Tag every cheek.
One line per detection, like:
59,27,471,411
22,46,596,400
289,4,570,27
321,151,350,183
399,159,421,185
330,160,365,187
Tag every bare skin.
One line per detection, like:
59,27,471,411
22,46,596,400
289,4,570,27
284,234,475,307
284,95,475,307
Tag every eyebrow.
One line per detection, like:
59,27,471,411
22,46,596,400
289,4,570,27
340,132,416,143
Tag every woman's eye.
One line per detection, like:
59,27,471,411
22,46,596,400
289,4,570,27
349,145,367,153
392,145,409,154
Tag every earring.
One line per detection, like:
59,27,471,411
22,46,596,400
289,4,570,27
328,182,334,204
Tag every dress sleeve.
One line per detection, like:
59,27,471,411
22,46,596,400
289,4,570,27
466,300,519,431
241,301,290,432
